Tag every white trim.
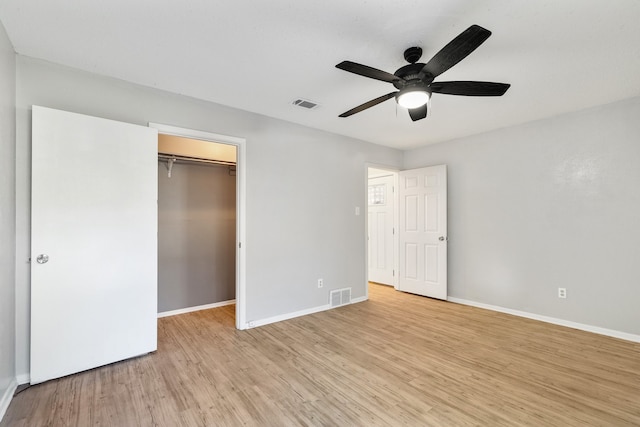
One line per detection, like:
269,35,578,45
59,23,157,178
149,123,245,145
148,123,247,330
16,374,29,385
158,300,236,318
448,297,640,343
0,378,17,422
246,296,368,329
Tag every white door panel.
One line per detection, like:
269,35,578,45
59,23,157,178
398,165,447,299
368,174,394,285
31,106,158,384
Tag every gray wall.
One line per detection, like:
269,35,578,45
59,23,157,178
404,97,640,335
0,21,16,403
158,161,236,312
14,56,404,378
15,52,638,384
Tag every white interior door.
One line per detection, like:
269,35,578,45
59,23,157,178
31,106,158,384
398,165,447,300
368,174,395,285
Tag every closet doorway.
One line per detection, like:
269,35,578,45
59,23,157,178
151,123,247,329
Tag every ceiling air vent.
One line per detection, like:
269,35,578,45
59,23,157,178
292,98,319,110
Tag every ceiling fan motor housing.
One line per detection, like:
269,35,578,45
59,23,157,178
393,63,433,89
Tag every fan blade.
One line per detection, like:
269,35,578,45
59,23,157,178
420,25,491,79
408,104,428,121
339,92,397,117
430,81,510,96
336,61,402,83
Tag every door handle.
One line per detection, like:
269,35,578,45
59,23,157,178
439,236,448,242
36,254,49,264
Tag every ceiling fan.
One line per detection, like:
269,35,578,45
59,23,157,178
335,24,510,121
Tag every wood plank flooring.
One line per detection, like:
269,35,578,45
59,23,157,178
3,283,639,426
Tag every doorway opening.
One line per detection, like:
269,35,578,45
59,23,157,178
367,163,448,300
157,134,236,321
150,123,247,329
366,166,399,290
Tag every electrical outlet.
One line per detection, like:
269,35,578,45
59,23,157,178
558,288,567,299
318,278,324,288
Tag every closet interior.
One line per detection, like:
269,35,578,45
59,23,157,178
157,134,237,314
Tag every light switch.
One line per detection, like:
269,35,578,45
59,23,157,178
355,206,360,216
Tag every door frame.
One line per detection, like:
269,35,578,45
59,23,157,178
149,123,247,330
365,164,400,299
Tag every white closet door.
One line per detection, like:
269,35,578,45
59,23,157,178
31,106,158,384
398,165,447,300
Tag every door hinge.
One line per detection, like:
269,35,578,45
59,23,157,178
393,269,395,276
239,242,242,249
393,227,395,235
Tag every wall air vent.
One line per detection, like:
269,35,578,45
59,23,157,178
292,98,319,110
330,288,352,308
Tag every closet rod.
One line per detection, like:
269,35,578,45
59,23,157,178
158,153,235,167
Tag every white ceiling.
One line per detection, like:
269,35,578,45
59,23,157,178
2,0,640,149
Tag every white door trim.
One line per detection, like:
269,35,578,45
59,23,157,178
149,123,248,330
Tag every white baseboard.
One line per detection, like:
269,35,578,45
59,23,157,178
0,378,17,423
15,374,29,385
351,296,368,304
158,299,235,318
247,295,368,329
448,297,640,343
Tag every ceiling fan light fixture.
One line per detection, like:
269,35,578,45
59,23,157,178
396,88,430,109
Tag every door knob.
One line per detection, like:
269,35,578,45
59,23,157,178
439,236,448,241
36,254,49,264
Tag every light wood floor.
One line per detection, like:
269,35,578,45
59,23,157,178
3,283,639,426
